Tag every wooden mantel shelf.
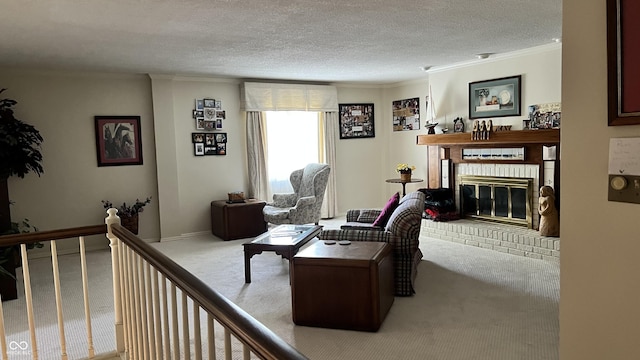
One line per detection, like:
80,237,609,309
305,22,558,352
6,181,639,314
416,129,559,146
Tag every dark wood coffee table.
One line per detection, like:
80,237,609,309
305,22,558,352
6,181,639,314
243,224,322,283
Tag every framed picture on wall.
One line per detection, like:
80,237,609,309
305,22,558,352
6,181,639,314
192,132,227,156
607,0,640,125
392,97,420,131
94,116,143,167
468,75,521,119
194,143,205,156
338,103,375,139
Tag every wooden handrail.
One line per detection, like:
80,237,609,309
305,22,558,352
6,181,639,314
111,224,307,360
0,224,107,247
0,222,306,359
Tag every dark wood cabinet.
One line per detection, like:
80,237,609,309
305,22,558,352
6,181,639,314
291,241,394,332
210,199,267,240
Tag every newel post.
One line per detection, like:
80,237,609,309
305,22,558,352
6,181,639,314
105,208,125,353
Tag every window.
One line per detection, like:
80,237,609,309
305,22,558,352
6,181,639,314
264,111,320,194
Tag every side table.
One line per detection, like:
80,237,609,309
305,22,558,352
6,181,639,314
385,178,424,196
210,199,267,241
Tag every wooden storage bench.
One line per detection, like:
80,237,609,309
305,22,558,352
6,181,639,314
291,241,394,332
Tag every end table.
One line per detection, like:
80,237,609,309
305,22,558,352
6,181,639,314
385,178,424,196
210,199,267,240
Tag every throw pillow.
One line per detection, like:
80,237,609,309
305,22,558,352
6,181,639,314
372,192,400,227
356,209,380,223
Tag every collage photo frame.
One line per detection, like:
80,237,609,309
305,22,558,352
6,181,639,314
192,132,227,156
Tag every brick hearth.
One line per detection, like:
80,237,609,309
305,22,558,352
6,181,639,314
421,218,560,262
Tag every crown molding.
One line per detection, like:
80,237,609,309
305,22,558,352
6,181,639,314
427,42,562,74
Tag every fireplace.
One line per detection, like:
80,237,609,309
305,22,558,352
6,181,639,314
459,175,534,228
416,129,560,232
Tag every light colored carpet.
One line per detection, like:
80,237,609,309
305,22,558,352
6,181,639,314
3,218,559,359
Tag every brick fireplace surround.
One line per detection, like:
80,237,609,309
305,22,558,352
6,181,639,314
421,218,560,262
417,129,560,261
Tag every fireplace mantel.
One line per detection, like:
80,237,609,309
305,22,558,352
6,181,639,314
416,129,559,147
417,129,560,190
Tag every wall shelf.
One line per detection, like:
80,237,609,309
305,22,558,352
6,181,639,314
416,129,559,147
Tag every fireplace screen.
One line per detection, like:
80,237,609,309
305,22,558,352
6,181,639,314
459,175,533,228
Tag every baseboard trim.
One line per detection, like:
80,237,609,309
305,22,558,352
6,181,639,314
161,230,211,242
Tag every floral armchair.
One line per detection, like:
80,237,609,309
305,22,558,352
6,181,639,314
263,163,331,225
318,191,425,296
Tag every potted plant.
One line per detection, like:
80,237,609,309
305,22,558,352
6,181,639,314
0,88,44,301
0,218,43,298
396,163,416,182
101,197,152,235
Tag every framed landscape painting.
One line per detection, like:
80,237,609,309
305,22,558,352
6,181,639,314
95,116,143,166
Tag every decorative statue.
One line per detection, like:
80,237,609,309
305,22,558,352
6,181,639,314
472,120,480,140
480,120,487,139
538,185,559,237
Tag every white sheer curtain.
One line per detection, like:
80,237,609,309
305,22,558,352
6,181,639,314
321,111,338,218
245,111,269,201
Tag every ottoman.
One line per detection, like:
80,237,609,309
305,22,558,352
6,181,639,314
291,241,394,332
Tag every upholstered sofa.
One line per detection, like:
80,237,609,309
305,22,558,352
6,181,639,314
318,191,426,296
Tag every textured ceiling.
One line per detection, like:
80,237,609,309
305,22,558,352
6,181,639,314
0,0,562,84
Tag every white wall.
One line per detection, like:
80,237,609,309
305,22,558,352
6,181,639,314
0,46,564,248
150,76,247,238
334,85,387,211
561,0,640,358
383,81,431,194
0,69,159,253
428,44,562,132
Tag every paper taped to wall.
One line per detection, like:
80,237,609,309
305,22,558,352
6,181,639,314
609,137,640,176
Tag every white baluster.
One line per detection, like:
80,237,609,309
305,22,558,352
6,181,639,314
145,262,156,360
79,236,95,358
171,284,179,360
224,328,231,360
133,254,143,360
193,304,202,360
20,244,38,360
117,240,129,357
161,275,170,359
243,343,250,360
126,247,138,360
182,293,190,359
207,315,216,360
138,259,149,360
50,240,68,360
0,293,8,360
152,270,163,359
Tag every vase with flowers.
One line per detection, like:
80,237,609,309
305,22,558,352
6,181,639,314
101,197,151,235
396,163,416,182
